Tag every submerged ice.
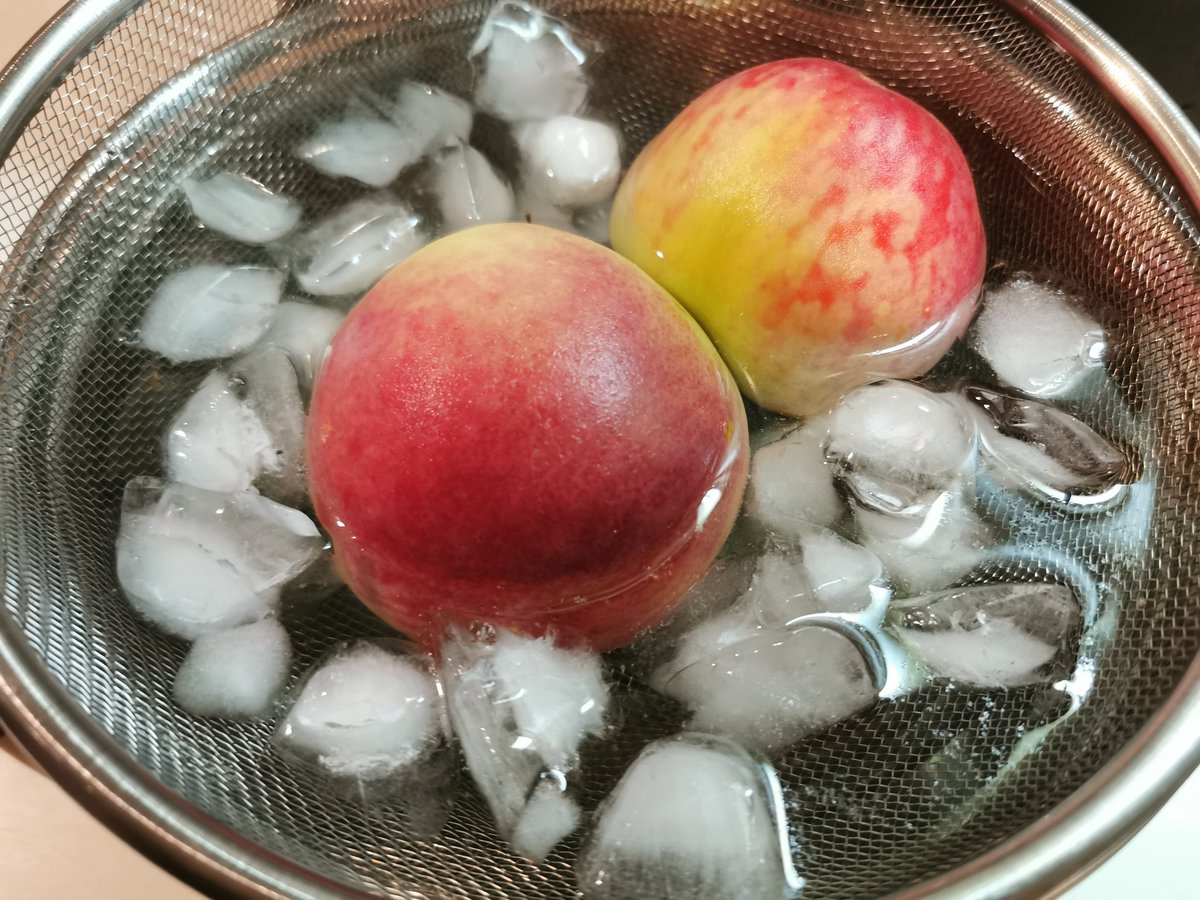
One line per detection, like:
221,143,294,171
886,581,1082,687
138,264,283,363
442,628,607,859
431,143,515,232
290,196,425,297
173,618,292,718
964,386,1130,506
577,734,801,899
517,116,621,208
827,380,975,516
115,477,322,639
164,345,306,503
181,172,301,244
971,276,1106,398
164,369,276,495
659,621,878,753
472,1,588,122
278,642,441,779
746,419,842,536
257,300,345,393
296,83,473,188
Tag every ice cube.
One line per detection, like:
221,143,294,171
119,477,321,598
827,380,976,516
256,300,345,393
743,550,819,623
577,733,802,899
442,627,608,840
295,112,421,187
278,642,441,779
431,143,515,232
971,276,1106,398
229,346,307,505
164,369,276,494
652,534,887,692
660,622,878,753
746,533,886,623
573,200,611,245
117,478,321,639
746,419,843,536
511,775,583,862
138,264,283,363
963,386,1130,506
650,597,759,693
514,188,576,231
489,628,608,769
116,530,274,640
471,2,588,122
661,553,758,634
173,618,292,718
886,582,1082,687
389,82,474,152
517,116,621,208
291,196,425,297
853,491,993,595
794,528,888,614
180,172,301,244
164,349,306,504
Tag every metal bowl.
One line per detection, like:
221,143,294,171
0,1,1198,897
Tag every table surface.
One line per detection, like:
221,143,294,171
0,2,1197,898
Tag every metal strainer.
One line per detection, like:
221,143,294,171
1,0,1199,897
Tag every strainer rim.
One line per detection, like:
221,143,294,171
0,1,1198,898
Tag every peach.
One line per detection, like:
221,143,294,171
610,58,986,418
307,224,748,652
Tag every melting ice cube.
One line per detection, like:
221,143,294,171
291,196,425,297
164,369,276,495
116,530,273,640
652,533,886,691
515,188,577,231
471,1,588,122
228,345,308,505
577,733,802,899
442,627,607,855
511,774,583,862
853,491,993,595
963,386,1130,507
173,618,292,718
389,81,474,152
746,419,843,536
278,641,441,779
572,200,612,245
138,264,283,363
517,116,621,208
489,628,608,769
659,621,878,753
971,276,1106,398
886,581,1082,687
116,477,322,639
256,300,345,393
180,172,301,244
793,528,888,614
827,380,975,516
164,347,306,503
431,143,515,232
296,112,421,187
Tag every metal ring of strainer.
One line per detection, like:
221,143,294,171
0,1,1198,897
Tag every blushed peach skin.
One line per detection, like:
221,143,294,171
307,224,748,652
610,58,987,418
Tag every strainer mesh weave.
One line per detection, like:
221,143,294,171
2,0,1199,897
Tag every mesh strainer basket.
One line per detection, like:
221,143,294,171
1,0,1199,897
